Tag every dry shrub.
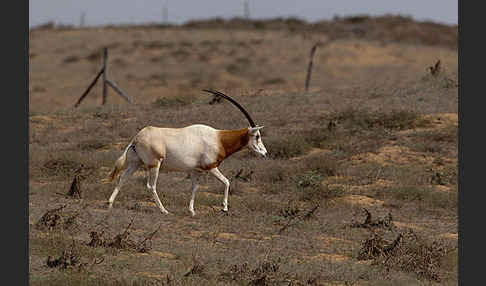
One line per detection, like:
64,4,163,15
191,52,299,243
35,205,80,231
357,231,402,261
278,200,301,219
278,203,320,234
46,247,82,271
219,258,283,285
363,230,454,282
46,240,104,272
351,208,393,230
183,263,206,278
88,229,136,251
88,221,161,253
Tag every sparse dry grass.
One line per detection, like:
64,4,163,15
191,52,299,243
29,17,458,285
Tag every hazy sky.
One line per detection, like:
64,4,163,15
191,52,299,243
29,0,458,28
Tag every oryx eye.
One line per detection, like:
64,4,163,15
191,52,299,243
256,135,260,140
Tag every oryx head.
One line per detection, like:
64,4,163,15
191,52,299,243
248,125,267,157
203,89,268,158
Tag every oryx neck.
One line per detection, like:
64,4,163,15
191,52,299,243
217,128,250,158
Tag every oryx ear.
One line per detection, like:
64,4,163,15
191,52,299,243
249,126,264,134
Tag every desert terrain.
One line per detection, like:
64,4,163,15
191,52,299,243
29,16,458,285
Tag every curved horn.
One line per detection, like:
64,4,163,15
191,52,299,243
202,89,256,127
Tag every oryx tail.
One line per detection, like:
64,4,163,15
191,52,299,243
102,141,135,184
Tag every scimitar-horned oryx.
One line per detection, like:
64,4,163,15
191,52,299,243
102,89,267,216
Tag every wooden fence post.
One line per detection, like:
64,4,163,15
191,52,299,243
305,43,318,93
74,47,132,108
304,40,332,93
74,67,104,108
102,47,108,105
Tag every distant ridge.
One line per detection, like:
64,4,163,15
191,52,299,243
30,14,457,49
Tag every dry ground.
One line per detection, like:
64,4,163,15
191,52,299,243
29,17,458,285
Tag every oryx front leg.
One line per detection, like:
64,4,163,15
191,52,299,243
209,168,230,212
147,160,169,214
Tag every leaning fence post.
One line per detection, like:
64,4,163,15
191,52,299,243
74,67,104,108
305,43,319,93
304,40,332,93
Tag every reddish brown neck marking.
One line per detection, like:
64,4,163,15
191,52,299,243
217,128,250,159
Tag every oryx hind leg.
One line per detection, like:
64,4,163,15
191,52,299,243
209,168,230,212
108,149,141,209
147,160,169,214
189,171,202,216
